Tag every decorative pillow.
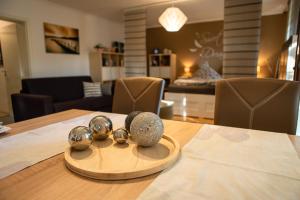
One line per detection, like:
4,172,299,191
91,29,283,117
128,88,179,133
83,82,102,97
101,81,113,96
193,61,222,80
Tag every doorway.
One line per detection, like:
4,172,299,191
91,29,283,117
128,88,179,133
0,18,30,124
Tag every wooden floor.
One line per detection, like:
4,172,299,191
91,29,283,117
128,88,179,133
1,114,212,126
0,112,8,117
172,115,214,124
0,111,213,126
0,113,13,125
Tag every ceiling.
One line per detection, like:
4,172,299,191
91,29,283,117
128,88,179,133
48,0,288,27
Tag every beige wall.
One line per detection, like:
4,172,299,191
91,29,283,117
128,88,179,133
147,21,223,77
147,14,286,78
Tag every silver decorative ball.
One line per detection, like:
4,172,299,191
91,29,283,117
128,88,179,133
113,128,129,144
125,111,142,131
130,112,164,147
89,115,113,140
68,126,93,151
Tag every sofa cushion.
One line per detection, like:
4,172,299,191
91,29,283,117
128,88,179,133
53,96,113,112
83,82,102,97
102,81,113,96
21,76,92,102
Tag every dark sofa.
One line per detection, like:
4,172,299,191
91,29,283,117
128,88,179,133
11,76,113,122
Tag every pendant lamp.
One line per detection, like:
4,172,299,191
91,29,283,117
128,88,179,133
158,1,187,32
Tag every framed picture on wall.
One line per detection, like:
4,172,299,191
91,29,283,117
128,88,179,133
0,40,3,67
43,22,80,55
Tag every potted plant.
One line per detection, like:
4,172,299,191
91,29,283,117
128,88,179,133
94,43,104,53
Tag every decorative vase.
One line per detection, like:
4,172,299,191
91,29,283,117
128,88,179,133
96,48,103,53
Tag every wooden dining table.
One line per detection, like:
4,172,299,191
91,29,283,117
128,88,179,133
0,109,299,200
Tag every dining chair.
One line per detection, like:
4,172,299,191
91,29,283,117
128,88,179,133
214,78,300,134
112,77,165,115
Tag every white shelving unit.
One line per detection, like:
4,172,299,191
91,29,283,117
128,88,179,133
89,51,125,82
149,53,176,83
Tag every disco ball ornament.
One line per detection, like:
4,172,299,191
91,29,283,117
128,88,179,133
89,115,113,140
113,128,129,144
130,112,164,147
68,126,93,151
125,111,142,131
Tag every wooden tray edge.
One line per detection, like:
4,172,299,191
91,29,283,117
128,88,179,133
65,134,181,180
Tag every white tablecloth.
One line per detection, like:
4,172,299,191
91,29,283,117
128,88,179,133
0,112,126,179
138,125,300,200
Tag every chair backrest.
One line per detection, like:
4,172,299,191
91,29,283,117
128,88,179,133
214,78,300,134
112,77,165,115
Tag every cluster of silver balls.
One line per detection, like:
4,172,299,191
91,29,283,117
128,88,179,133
68,112,164,151
68,115,114,151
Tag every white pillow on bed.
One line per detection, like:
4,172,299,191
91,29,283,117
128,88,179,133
174,78,217,86
174,61,221,86
193,61,221,80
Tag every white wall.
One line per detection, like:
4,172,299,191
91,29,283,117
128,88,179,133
0,0,124,78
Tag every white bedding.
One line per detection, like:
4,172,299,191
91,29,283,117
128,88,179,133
174,61,221,86
174,78,218,86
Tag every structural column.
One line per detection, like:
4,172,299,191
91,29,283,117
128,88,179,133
223,0,262,78
124,9,147,77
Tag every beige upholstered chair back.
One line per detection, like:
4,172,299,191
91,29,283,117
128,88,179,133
112,77,165,115
214,78,300,134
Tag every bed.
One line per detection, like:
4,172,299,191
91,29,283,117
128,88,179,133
164,62,221,119
173,77,217,87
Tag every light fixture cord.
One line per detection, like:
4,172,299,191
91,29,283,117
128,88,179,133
172,0,175,7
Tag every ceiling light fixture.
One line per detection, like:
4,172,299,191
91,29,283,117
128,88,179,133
158,0,188,32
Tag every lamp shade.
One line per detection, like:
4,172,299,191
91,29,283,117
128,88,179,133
158,7,187,32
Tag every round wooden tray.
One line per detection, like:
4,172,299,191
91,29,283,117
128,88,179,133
64,134,180,180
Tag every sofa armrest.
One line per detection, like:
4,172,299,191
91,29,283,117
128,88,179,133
11,93,54,122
